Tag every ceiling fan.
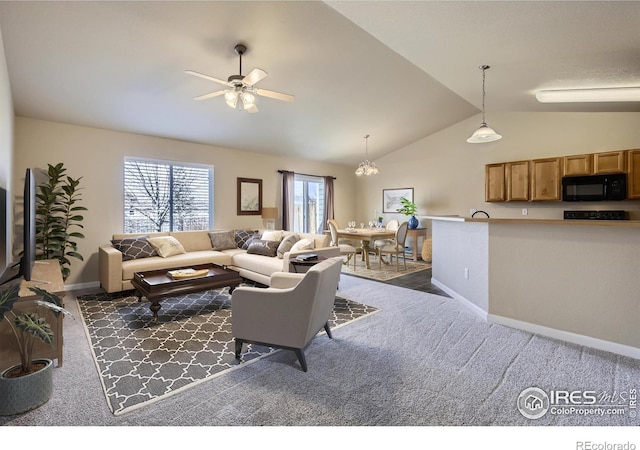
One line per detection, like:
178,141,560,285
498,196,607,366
185,44,295,113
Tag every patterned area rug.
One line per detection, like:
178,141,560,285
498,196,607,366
340,254,431,281
77,288,379,415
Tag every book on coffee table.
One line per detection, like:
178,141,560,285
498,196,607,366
167,268,210,279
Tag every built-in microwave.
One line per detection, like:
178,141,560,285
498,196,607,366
561,173,627,202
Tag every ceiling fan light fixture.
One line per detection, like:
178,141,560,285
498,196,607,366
241,91,256,108
355,134,379,176
467,65,502,144
225,90,238,108
536,87,640,103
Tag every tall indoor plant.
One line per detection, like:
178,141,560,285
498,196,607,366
396,197,419,229
35,162,87,280
0,284,71,415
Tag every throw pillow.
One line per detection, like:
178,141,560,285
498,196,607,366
111,236,158,261
234,229,258,249
276,234,300,259
246,239,279,257
147,236,187,258
261,229,284,242
290,238,314,253
242,232,262,250
208,230,237,251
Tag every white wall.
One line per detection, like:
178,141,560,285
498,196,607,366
357,112,640,228
13,117,357,286
0,25,14,276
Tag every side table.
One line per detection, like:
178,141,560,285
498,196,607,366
407,228,428,261
289,255,328,273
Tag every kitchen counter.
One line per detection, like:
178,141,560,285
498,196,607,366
424,215,640,227
426,216,640,359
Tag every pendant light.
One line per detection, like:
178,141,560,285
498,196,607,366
467,65,502,143
355,134,379,176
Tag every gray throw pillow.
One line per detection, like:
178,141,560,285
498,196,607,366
246,239,279,257
111,236,157,261
276,234,300,259
208,230,237,250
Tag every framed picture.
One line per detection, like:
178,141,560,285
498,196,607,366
237,178,262,215
382,187,414,213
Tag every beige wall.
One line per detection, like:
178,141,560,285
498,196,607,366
13,117,356,286
357,112,640,227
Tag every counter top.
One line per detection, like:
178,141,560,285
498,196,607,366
423,215,640,228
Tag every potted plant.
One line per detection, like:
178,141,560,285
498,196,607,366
396,197,419,229
35,162,87,280
0,283,71,416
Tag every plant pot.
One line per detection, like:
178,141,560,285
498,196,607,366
0,359,53,416
408,215,419,229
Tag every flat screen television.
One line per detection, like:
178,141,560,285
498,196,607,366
1,168,36,284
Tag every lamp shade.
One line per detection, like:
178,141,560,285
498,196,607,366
261,207,278,219
467,123,502,143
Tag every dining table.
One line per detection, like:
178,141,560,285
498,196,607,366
332,228,396,269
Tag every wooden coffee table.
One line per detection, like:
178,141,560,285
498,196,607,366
131,263,243,322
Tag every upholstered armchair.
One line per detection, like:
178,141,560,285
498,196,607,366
231,256,343,372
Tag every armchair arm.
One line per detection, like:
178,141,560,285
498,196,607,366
98,244,123,293
270,271,304,289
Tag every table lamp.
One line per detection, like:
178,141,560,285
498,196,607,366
262,207,278,230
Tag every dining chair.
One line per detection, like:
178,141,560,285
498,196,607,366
373,219,399,251
377,221,409,271
328,220,358,270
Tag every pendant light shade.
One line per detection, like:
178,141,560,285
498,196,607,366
355,134,379,176
467,65,502,144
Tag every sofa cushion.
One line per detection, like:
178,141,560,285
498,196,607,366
231,252,284,278
246,239,279,257
147,236,187,258
261,230,284,242
234,229,259,249
290,238,314,253
111,236,158,261
208,230,237,250
276,234,300,259
170,231,213,252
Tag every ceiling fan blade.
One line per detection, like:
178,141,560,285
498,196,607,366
193,90,227,101
254,88,296,102
185,70,229,86
242,68,268,87
246,104,259,113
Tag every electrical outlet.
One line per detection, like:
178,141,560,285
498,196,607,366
464,268,469,279
522,208,528,216
470,208,477,216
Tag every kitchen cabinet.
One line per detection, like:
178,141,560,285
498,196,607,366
506,161,530,201
530,157,562,201
627,149,640,199
485,163,505,202
594,151,626,174
562,154,593,176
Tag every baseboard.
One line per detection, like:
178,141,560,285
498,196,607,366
430,277,488,321
431,277,640,360
488,314,640,360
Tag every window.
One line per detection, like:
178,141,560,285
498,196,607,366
293,174,325,234
124,158,213,233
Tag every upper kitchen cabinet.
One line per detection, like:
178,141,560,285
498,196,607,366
627,149,640,200
506,161,530,202
485,163,506,202
594,151,626,174
562,154,593,176
530,157,562,201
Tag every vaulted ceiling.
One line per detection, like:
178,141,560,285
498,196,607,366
0,1,638,166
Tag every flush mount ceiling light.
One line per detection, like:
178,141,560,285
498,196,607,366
467,65,502,144
355,134,379,176
536,87,640,103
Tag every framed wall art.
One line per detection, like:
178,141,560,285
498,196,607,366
382,187,414,213
237,178,262,215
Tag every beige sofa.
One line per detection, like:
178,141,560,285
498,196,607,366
98,229,339,293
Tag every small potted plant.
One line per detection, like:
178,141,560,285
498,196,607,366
396,197,419,229
0,283,71,416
